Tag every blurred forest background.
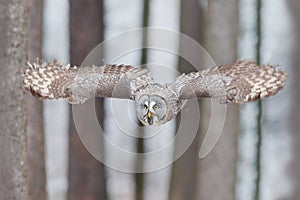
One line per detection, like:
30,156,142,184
0,0,298,200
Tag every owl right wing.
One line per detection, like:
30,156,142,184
171,60,287,104
22,59,152,104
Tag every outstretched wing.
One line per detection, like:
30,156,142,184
172,60,287,104
22,59,152,104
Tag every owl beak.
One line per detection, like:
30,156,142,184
147,111,153,125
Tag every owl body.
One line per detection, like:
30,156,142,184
22,59,287,126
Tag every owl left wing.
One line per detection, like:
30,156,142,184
171,60,287,104
22,59,151,104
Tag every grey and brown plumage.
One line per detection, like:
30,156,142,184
23,59,150,104
173,60,286,104
22,59,287,125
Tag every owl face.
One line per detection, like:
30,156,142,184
136,94,167,126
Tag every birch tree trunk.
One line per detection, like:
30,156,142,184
0,0,29,199
196,0,239,199
26,0,47,199
68,0,107,199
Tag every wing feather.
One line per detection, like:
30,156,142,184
22,59,151,104
172,60,287,104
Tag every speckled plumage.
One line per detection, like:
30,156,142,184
22,59,287,125
23,59,150,104
172,60,287,104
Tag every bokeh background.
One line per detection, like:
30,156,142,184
0,0,299,200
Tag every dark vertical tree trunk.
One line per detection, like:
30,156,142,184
287,0,300,199
169,0,204,199
68,0,107,200
254,0,262,199
26,0,47,199
0,0,29,199
196,0,239,199
135,1,150,200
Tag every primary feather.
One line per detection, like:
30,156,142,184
22,59,150,104
172,60,287,104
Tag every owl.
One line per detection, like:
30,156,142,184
22,59,287,126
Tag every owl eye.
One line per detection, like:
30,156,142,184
153,105,158,110
144,104,148,110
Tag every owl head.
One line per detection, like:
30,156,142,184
135,83,182,126
136,94,168,125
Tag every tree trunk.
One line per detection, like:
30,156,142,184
135,1,150,200
26,0,47,199
287,0,300,198
0,0,29,199
68,0,107,200
169,0,204,199
254,1,262,199
196,0,239,200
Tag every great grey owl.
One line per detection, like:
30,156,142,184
22,59,287,126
